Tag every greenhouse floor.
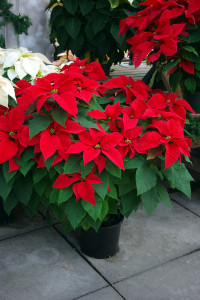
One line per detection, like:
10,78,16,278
0,186,200,300
1,63,200,300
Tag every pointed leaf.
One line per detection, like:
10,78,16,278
65,198,86,229
136,163,157,195
29,114,52,139
82,195,102,221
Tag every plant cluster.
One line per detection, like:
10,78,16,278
0,47,56,81
0,0,32,47
119,0,200,94
0,55,194,231
47,0,135,64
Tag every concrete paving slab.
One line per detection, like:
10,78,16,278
0,209,47,241
58,201,200,283
170,188,200,216
114,250,200,300
76,286,123,300
0,228,107,300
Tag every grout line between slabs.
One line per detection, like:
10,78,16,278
171,198,200,218
112,246,200,286
52,224,126,300
0,225,48,242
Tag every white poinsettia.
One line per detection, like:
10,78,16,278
0,47,57,81
0,76,16,108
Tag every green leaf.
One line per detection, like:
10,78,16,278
0,168,15,201
92,14,109,34
163,161,193,198
169,69,183,92
136,163,157,195
107,182,118,200
89,95,105,111
29,114,52,139
51,107,67,127
162,59,181,72
85,24,96,40
156,182,172,209
121,190,140,218
63,0,78,15
80,161,94,178
141,187,160,216
105,159,121,178
64,17,81,39
2,192,18,215
65,199,86,229
2,162,17,183
33,168,48,184
98,199,109,222
184,77,196,94
79,0,93,15
93,170,109,200
108,198,118,214
13,174,33,206
64,154,82,174
73,114,99,130
34,178,49,197
188,30,200,43
119,182,136,196
49,188,60,204
124,155,144,169
67,32,84,53
19,160,35,177
110,24,125,44
58,188,73,204
107,0,119,8
182,45,198,56
82,195,102,221
24,192,40,217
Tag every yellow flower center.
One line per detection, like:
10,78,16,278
126,83,132,88
166,99,171,103
51,89,58,93
166,136,171,140
9,131,15,136
95,144,100,149
125,139,131,143
50,128,55,134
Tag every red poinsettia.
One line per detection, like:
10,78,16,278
53,171,102,205
0,105,29,170
67,126,124,171
139,119,191,169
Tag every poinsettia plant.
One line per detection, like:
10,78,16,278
0,50,194,231
119,0,200,95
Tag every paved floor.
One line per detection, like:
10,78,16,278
0,185,200,300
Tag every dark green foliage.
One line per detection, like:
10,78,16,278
0,0,32,47
47,0,136,64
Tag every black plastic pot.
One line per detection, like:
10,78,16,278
183,90,200,113
0,199,12,226
80,213,124,259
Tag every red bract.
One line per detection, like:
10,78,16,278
87,101,122,131
118,127,144,160
119,0,200,71
20,73,78,117
67,72,100,103
62,58,107,81
0,106,29,168
102,75,151,103
140,119,191,169
53,172,102,205
67,127,124,171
